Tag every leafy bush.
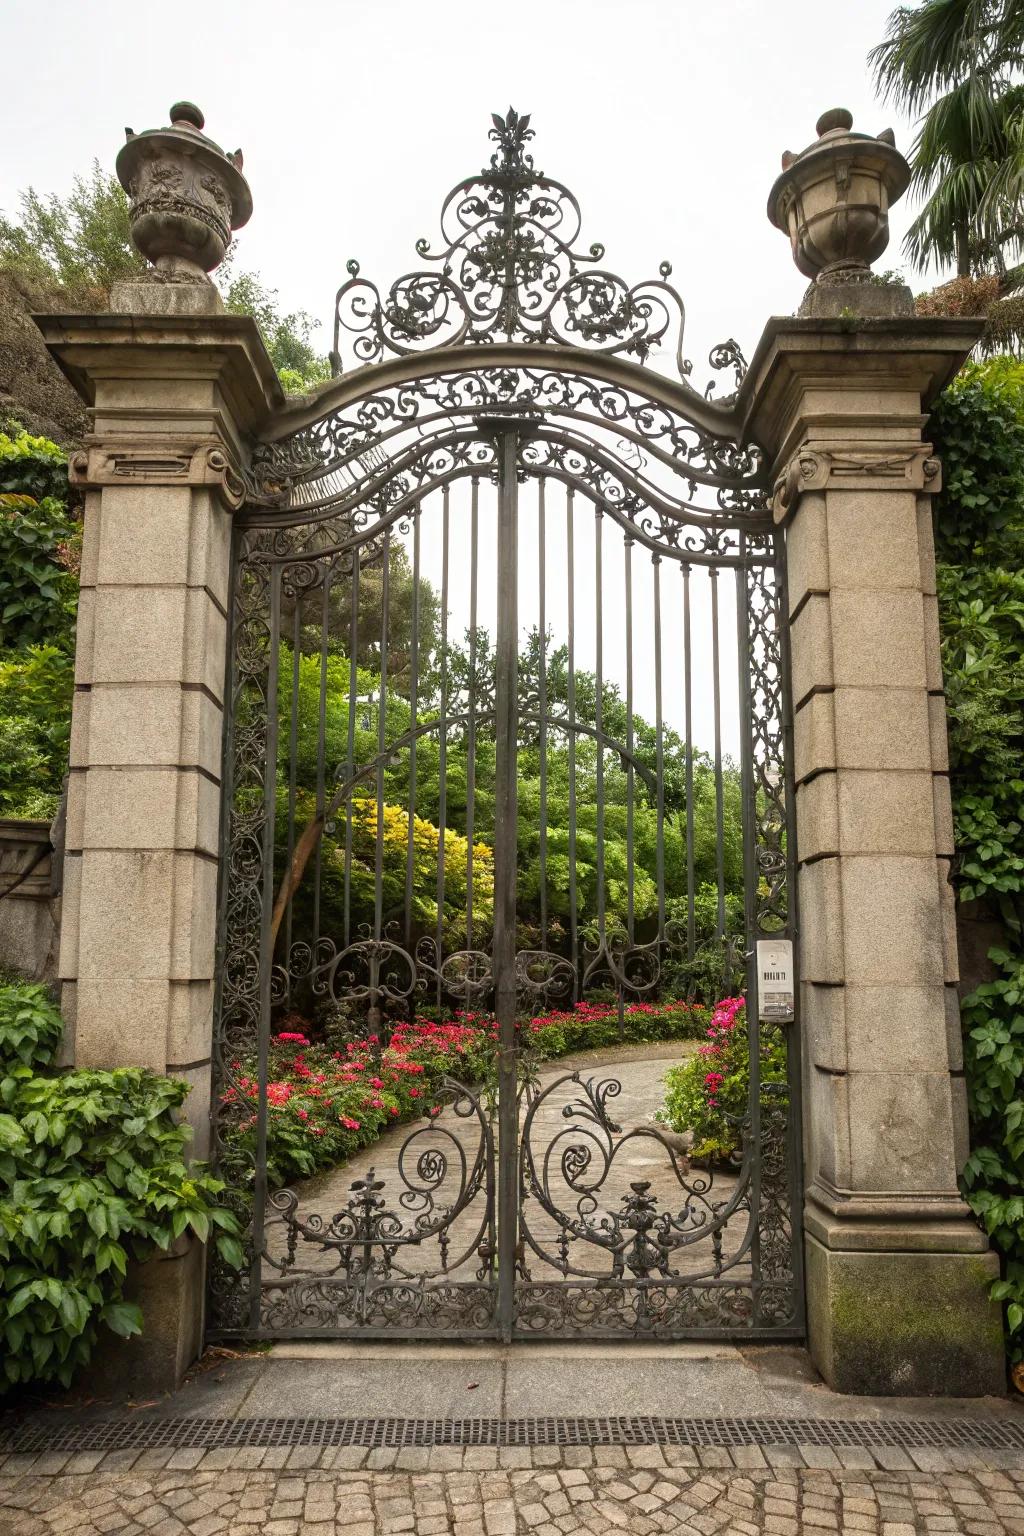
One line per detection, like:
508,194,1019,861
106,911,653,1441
657,998,787,1164
0,979,241,1391
525,996,709,1059
930,357,1024,1365
223,1018,495,1189
0,430,78,651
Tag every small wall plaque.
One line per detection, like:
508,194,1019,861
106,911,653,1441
757,938,794,1022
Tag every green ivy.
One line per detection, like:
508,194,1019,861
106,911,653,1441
931,357,1024,1363
0,979,242,1391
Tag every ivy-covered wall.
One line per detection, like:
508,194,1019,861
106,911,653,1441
930,358,1024,1374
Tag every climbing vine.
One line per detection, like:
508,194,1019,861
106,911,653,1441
931,358,1024,1368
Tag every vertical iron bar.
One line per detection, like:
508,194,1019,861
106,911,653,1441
736,540,763,1305
313,571,330,942
566,489,578,999
653,555,665,938
374,529,391,942
538,479,548,953
435,490,450,1005
404,509,420,954
284,594,301,997
250,565,281,1327
466,480,479,951
683,561,695,958
494,428,520,1344
624,536,635,947
710,565,727,951
343,556,359,949
594,508,605,941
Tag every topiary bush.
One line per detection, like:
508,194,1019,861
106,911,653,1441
0,978,241,1391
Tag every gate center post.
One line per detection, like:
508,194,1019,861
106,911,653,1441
486,416,529,1340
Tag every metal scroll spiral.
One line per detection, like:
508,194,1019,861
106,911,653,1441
259,1077,495,1331
518,1070,746,1286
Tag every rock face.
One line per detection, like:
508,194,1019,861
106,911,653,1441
0,272,89,445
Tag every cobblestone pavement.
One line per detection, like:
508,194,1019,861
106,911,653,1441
4,1442,1024,1534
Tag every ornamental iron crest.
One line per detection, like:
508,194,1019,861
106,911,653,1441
333,107,728,384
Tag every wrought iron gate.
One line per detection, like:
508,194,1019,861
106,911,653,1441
209,110,802,1341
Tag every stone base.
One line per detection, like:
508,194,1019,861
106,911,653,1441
88,1237,204,1398
805,1233,1005,1396
798,275,915,320
109,273,224,317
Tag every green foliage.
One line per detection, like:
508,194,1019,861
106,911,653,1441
960,947,1024,1359
0,162,143,304
0,164,329,389
870,0,1024,280
931,356,1024,1363
0,978,241,1391
0,428,76,817
223,272,331,394
932,361,1024,931
0,430,78,651
657,998,786,1164
0,645,73,819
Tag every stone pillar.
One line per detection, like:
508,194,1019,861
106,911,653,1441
743,316,1004,1394
37,305,278,1388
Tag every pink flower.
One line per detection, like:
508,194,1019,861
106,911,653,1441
340,1116,360,1130
277,1031,309,1044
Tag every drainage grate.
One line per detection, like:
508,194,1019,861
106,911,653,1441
3,1415,1024,1456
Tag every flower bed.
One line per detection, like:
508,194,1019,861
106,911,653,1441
656,996,787,1163
223,997,711,1190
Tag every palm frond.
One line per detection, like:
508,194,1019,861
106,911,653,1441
871,0,998,113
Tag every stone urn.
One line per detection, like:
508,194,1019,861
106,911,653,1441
768,108,910,282
116,101,252,281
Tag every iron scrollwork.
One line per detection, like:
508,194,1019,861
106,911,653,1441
209,109,800,1345
334,109,694,377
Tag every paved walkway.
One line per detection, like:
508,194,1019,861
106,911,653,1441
3,1442,1024,1534
4,1343,1024,1534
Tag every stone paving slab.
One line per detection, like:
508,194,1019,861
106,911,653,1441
3,1450,1024,1534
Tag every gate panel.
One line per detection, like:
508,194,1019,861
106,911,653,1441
207,109,802,1342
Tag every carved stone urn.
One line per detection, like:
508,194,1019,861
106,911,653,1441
116,101,252,281
768,109,913,317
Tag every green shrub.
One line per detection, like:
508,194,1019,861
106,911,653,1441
0,645,74,819
0,979,241,1391
0,431,78,652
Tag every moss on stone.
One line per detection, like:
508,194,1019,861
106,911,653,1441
806,1239,1005,1396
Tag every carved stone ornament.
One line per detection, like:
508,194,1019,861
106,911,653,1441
69,439,246,510
771,443,941,522
767,108,910,281
116,101,252,281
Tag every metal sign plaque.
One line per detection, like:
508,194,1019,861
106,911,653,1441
757,939,794,1022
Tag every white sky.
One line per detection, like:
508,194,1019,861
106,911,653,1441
3,0,940,753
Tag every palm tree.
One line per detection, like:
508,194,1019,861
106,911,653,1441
871,0,1024,281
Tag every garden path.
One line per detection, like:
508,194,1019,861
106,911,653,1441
262,1041,747,1294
